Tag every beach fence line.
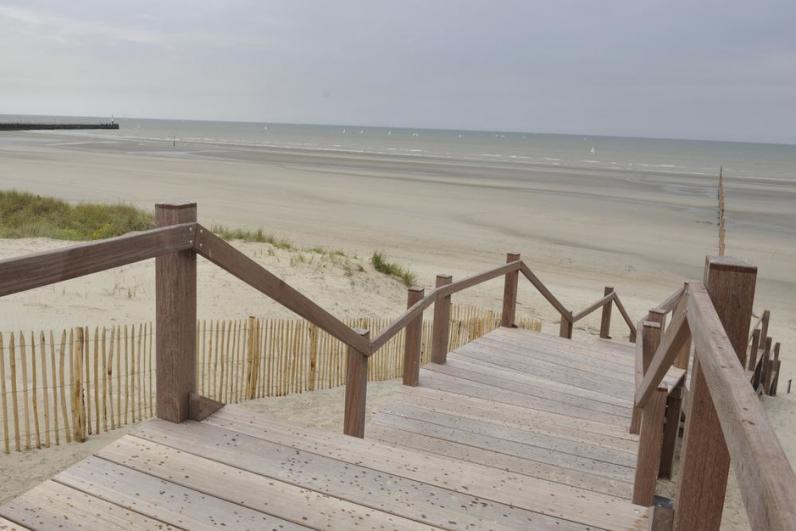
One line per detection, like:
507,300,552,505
0,304,540,453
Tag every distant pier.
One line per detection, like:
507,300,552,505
0,122,119,131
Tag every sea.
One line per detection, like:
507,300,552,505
2,114,795,183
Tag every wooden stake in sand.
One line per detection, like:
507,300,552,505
39,332,50,448
59,330,71,443
0,332,9,454
19,332,32,450
72,327,86,443
49,331,60,445
30,332,41,448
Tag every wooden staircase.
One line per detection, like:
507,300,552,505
1,329,662,530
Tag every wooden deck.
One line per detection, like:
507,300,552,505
1,328,687,530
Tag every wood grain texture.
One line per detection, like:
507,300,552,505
635,301,690,408
674,257,758,530
155,203,197,423
402,287,424,386
659,387,682,479
343,329,369,438
430,275,452,364
612,294,637,342
600,286,614,339
679,282,796,531
632,387,667,506
0,223,195,298
572,291,615,323
501,253,520,327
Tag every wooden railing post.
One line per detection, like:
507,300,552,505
403,287,425,386
649,308,667,334
659,386,683,479
632,385,667,506
748,329,761,371
631,321,661,434
155,202,197,423
501,253,520,328
559,314,573,339
431,274,452,364
673,256,756,531
344,329,370,438
599,286,614,339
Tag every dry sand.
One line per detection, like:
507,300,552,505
1,133,794,528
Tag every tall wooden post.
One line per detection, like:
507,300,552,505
559,314,573,339
630,321,661,435
501,253,520,328
344,329,370,438
632,386,667,506
403,287,424,387
673,256,756,531
155,202,197,423
599,286,614,339
431,275,452,364
648,308,667,334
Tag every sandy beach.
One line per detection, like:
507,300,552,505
1,131,794,529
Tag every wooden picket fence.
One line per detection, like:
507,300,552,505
1,305,540,453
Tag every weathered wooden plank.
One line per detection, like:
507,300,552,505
396,385,639,442
425,360,632,417
487,328,637,367
679,281,796,531
452,344,634,401
430,275,452,364
135,420,606,530
203,408,650,529
0,480,178,530
501,253,521,327
402,287,424,386
635,301,691,408
97,436,430,531
0,516,27,530
471,334,636,379
344,329,369,437
56,456,306,530
0,223,195,298
194,225,368,353
376,402,636,466
373,411,636,482
155,203,197,423
366,423,634,498
443,355,633,408
419,370,630,426
632,387,667,506
600,286,615,338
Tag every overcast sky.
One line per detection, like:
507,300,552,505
1,1,794,143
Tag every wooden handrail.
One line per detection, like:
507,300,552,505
634,297,690,408
518,262,571,318
612,293,637,341
657,285,686,314
194,225,370,353
571,292,615,323
686,283,796,531
370,261,521,353
0,223,197,297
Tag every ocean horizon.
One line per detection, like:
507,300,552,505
3,113,796,182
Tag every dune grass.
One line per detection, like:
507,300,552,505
371,251,417,286
0,190,154,240
0,191,370,276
